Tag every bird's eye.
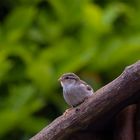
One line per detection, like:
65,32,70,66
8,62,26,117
65,76,69,79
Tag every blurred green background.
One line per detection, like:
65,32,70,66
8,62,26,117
0,0,140,139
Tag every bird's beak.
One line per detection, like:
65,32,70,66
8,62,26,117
58,77,62,81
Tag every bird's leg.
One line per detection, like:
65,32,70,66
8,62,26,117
84,96,89,102
63,107,73,116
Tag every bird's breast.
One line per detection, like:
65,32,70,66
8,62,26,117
63,85,88,107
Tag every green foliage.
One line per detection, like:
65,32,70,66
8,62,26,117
0,0,140,139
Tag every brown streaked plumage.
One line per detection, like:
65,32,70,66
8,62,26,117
59,73,94,107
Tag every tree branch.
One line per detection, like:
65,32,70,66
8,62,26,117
30,60,140,140
113,104,136,140
136,101,140,140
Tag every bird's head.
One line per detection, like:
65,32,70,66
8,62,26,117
58,73,80,87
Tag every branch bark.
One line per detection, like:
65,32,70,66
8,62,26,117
113,104,136,140
136,101,140,140
30,60,140,140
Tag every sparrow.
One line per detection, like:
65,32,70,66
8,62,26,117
58,73,94,107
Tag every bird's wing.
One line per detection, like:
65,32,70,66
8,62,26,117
80,80,93,91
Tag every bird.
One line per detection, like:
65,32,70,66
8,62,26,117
58,73,94,108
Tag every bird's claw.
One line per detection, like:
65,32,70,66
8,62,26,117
63,108,72,116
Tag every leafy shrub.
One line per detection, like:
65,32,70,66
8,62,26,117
0,0,140,139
